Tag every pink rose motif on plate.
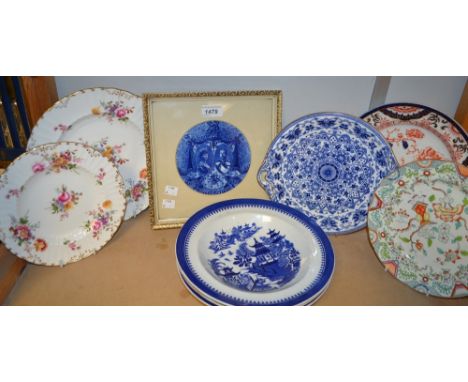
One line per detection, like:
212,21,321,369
57,191,71,203
50,185,83,220
96,168,106,185
61,151,72,161
125,179,148,203
115,108,127,119
64,239,81,251
32,162,45,173
132,184,143,200
92,220,102,232
14,225,31,241
84,205,116,239
100,100,134,122
8,215,40,248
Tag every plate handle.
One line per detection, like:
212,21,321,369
257,164,276,199
257,168,268,187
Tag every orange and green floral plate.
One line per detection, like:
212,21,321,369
368,160,468,298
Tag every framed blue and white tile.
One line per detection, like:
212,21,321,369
143,91,282,229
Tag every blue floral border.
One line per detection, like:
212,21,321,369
176,198,335,305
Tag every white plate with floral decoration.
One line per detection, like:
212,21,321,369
27,87,148,220
362,103,468,177
0,142,126,266
368,160,468,298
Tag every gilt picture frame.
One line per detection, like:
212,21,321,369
143,90,282,229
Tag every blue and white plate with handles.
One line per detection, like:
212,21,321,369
176,198,334,306
257,112,397,234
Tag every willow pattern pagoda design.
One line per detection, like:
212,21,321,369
208,223,301,292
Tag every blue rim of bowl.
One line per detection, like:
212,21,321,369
178,270,216,306
360,102,468,142
257,112,398,235
179,262,333,306
176,198,335,306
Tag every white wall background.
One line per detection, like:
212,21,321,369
386,77,466,117
55,76,467,127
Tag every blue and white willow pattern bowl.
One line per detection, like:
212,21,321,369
176,199,334,305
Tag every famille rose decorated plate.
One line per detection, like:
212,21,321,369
258,113,397,234
362,103,468,177
27,87,148,220
0,142,126,266
368,160,468,298
176,199,334,306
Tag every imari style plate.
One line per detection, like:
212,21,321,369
27,88,148,220
362,103,468,177
176,199,334,306
258,113,397,234
368,160,468,298
0,142,126,266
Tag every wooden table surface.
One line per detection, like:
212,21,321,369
2,210,467,306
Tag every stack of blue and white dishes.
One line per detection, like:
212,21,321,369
176,199,335,306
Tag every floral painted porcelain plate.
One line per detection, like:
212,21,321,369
362,103,468,177
176,199,334,305
0,142,126,266
27,87,147,220
368,160,468,298
258,113,397,234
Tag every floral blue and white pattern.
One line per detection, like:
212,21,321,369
208,223,301,292
258,113,397,234
176,120,251,194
